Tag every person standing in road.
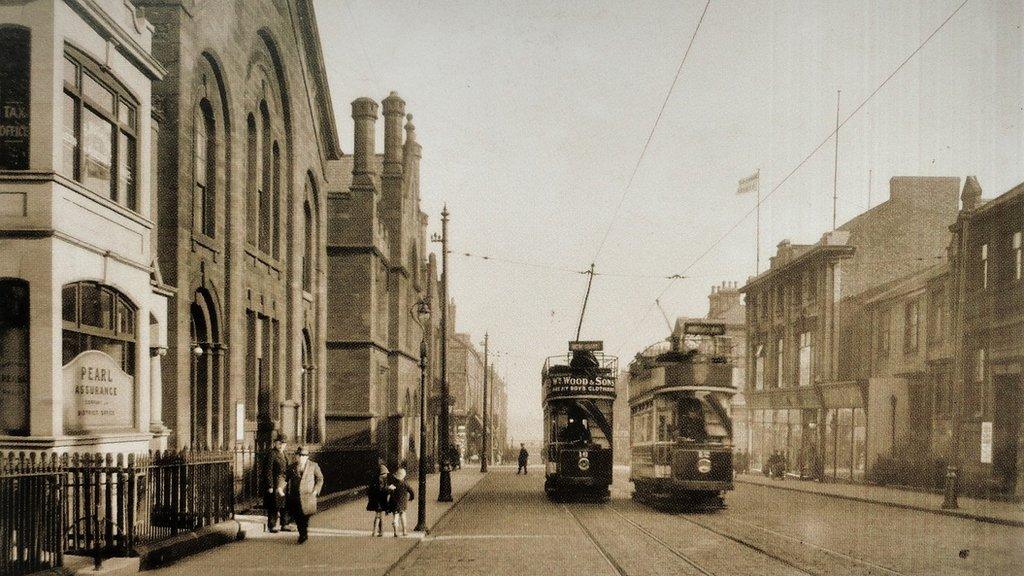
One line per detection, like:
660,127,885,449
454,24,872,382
366,463,389,537
286,446,324,544
264,434,289,533
386,466,415,537
517,443,529,474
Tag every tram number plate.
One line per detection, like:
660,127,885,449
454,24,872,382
579,450,589,459
698,450,710,458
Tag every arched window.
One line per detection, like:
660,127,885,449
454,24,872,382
271,141,281,259
246,113,258,244
194,99,216,237
62,282,137,374
62,46,138,210
259,101,271,254
0,279,30,435
302,201,312,292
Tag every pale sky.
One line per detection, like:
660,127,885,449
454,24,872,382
315,0,1024,443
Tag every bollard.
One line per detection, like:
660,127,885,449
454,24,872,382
941,465,958,509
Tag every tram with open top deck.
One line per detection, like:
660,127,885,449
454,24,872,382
628,321,736,509
542,342,617,500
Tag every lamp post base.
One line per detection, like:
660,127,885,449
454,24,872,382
438,469,453,502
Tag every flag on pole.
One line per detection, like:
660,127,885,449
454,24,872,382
737,171,759,195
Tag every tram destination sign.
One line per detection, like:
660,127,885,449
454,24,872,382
545,374,616,399
568,340,603,352
683,322,726,336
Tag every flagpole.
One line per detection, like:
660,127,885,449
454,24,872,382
755,168,761,275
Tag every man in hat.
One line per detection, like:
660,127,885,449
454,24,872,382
286,446,323,544
264,434,289,532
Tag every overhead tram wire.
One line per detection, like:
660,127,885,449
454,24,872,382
613,0,972,357
459,251,688,280
590,0,712,266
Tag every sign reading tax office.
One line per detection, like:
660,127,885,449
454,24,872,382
63,350,134,433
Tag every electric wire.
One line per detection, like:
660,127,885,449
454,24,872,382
613,0,971,357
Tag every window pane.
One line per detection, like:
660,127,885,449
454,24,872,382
64,56,78,87
82,107,114,197
119,102,136,130
62,284,77,323
118,131,136,209
62,93,79,179
82,73,114,113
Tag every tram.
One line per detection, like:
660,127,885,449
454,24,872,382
628,322,736,509
542,342,617,500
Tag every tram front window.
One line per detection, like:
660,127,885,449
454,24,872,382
550,401,611,448
658,393,731,445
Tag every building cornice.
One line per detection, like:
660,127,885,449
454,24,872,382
67,0,167,81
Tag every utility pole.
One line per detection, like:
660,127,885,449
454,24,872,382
480,332,489,473
432,206,453,502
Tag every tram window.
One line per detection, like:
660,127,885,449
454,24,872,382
551,401,610,447
677,398,708,442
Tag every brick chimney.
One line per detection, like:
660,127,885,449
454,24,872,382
382,91,405,176
708,281,741,320
351,97,378,189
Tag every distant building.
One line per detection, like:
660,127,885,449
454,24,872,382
948,177,1024,497
741,176,960,480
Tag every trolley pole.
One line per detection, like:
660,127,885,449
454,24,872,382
481,333,489,473
432,206,453,502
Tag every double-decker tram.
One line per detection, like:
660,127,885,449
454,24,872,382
628,322,736,509
542,342,617,501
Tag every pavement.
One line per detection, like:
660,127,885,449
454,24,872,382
735,472,1024,527
144,467,485,576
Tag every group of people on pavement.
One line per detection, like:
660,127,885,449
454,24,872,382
366,462,416,537
264,435,325,544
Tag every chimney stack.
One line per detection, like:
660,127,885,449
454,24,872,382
382,91,405,175
961,175,982,211
351,97,379,188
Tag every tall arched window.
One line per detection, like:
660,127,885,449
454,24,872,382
302,201,312,292
246,113,258,244
271,141,281,259
0,279,30,435
259,101,271,253
194,99,216,237
62,282,136,374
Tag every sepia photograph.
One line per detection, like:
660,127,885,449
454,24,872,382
0,0,1022,574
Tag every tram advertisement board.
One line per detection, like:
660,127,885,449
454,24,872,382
545,374,616,399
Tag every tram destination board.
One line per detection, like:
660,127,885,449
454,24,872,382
683,322,725,336
568,340,603,352
544,374,616,400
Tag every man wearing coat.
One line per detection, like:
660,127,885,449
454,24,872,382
264,435,289,532
286,446,324,544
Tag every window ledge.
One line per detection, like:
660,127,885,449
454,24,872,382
1,170,152,228
191,232,222,255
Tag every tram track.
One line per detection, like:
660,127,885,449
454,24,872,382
616,497,910,576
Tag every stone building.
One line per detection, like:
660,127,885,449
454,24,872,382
741,176,960,480
325,93,432,469
449,331,485,462
948,177,1024,497
0,0,170,453
137,0,341,449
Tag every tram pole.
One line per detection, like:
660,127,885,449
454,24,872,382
481,333,489,473
432,206,454,502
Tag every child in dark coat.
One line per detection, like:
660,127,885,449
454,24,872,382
366,464,389,536
386,467,415,537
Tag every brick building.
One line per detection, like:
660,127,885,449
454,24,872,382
948,177,1024,497
325,93,433,469
449,331,485,463
0,0,171,453
135,0,341,450
741,176,960,480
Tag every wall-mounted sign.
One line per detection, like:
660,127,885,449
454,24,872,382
235,402,245,441
0,27,31,170
569,340,603,352
0,329,29,434
63,350,134,433
980,421,993,464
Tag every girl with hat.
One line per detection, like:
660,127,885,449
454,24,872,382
385,466,415,537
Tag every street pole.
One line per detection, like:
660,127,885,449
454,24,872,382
415,337,429,530
481,332,489,473
433,206,453,502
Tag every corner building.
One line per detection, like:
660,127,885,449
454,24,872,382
0,1,169,453
136,0,341,448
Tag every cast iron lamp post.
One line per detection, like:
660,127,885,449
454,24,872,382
410,298,431,531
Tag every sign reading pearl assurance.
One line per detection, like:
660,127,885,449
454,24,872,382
62,350,134,433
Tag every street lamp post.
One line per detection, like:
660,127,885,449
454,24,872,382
431,206,453,502
410,299,431,531
480,333,489,473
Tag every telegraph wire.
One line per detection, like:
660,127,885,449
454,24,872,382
459,251,689,280
590,0,712,266
613,0,971,357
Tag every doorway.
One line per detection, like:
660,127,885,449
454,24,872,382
992,374,1022,494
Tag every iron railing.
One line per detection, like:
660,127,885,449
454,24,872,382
1,452,65,575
